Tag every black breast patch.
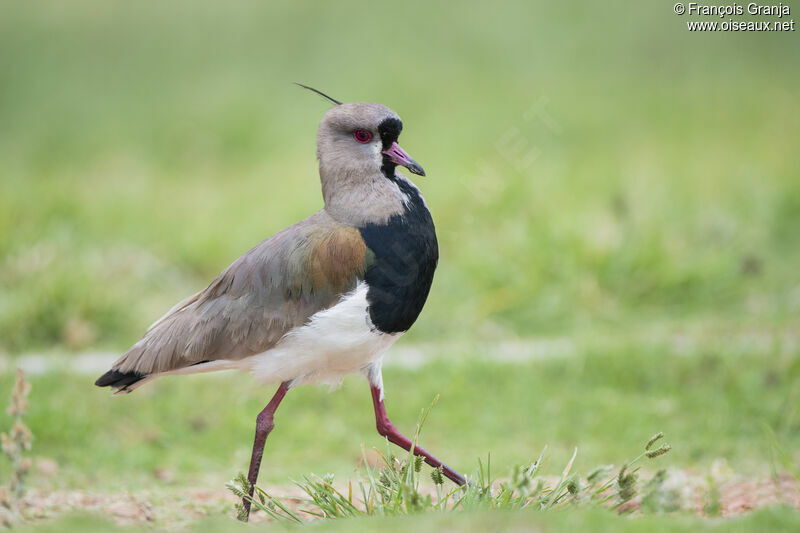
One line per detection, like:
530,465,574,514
358,178,438,334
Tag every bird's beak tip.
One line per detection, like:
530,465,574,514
407,163,426,177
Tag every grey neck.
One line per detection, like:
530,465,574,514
320,166,409,227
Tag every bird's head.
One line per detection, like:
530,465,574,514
299,85,426,225
316,102,425,180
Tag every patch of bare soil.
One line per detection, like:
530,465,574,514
715,474,799,517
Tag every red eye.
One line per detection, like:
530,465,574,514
353,129,372,143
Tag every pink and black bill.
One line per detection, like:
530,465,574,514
383,141,425,176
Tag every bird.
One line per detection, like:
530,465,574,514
94,85,466,520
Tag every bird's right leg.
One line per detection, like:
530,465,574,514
241,381,290,521
370,384,466,486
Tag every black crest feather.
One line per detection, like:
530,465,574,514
294,83,342,105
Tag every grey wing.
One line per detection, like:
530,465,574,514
103,210,370,381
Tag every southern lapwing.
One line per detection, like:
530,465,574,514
95,86,466,520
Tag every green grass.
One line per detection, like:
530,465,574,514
12,506,800,533
1,330,797,492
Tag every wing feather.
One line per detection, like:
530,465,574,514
108,210,369,378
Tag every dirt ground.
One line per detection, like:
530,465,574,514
8,473,799,529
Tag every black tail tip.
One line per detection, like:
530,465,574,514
95,369,145,390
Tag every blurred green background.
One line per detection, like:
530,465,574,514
0,0,798,525
2,1,798,351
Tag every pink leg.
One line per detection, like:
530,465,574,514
370,385,466,486
242,381,290,521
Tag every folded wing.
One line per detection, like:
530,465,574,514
96,210,371,391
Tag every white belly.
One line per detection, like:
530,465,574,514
241,282,400,387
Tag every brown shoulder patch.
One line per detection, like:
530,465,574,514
307,226,368,293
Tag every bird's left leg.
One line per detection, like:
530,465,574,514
241,381,290,521
369,383,466,486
